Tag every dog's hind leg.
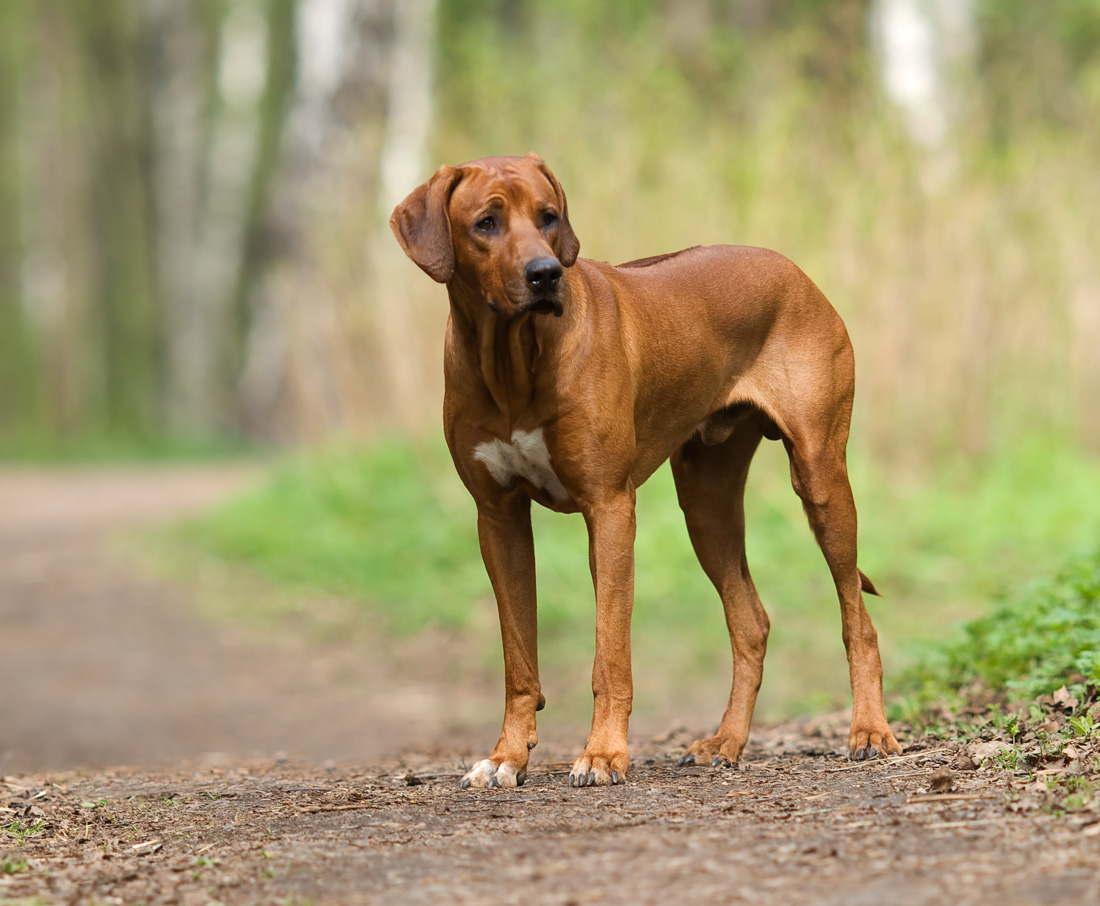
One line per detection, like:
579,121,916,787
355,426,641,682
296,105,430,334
672,416,769,768
782,428,902,761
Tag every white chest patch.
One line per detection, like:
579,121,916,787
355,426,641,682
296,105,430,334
473,428,568,500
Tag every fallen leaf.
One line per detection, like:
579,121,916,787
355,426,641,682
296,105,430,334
966,741,1009,764
1053,686,1079,711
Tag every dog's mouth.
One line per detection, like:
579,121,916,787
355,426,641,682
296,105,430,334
523,296,563,317
489,291,564,319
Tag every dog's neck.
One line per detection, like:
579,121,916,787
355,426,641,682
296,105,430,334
446,276,582,425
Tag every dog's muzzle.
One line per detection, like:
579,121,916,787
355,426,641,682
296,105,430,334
522,257,564,316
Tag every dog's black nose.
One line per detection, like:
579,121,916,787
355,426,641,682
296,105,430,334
525,257,562,290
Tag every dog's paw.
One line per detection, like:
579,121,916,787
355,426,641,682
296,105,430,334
847,725,903,761
459,758,526,790
568,751,629,788
676,734,746,769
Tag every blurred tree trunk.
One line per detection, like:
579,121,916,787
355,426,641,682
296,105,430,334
0,0,300,450
16,1,104,445
242,0,381,440
148,0,277,438
869,0,976,153
80,1,161,437
369,0,438,431
232,0,298,390
241,0,435,442
145,0,217,438
0,2,32,441
2,0,436,450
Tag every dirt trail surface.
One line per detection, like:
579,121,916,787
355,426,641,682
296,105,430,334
2,467,1099,905
0,467,497,775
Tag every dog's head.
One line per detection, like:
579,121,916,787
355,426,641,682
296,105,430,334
390,153,580,318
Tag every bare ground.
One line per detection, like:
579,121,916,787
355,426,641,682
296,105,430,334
2,467,1099,906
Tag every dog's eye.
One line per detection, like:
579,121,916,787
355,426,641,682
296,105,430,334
542,212,559,229
475,216,498,234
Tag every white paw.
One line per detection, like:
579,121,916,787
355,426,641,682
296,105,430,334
460,758,523,790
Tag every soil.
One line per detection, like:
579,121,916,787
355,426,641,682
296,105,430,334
2,467,1099,905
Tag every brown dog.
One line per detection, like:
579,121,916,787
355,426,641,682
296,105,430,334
391,153,901,789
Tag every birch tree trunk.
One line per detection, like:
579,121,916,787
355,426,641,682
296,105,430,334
869,0,976,158
148,0,271,437
240,0,435,442
83,2,161,436
369,0,437,430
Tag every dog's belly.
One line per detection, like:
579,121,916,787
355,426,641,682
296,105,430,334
473,428,569,501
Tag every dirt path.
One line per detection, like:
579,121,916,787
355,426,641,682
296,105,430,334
0,466,501,776
2,467,1099,905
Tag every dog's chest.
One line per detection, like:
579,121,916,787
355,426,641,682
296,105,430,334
472,428,568,501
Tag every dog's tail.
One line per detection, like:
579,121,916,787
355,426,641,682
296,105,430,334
859,569,880,597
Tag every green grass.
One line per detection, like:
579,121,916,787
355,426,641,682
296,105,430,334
0,856,29,874
177,432,1100,721
894,545,1100,720
876,541,1100,818
2,821,46,847
891,543,1100,815
0,431,257,464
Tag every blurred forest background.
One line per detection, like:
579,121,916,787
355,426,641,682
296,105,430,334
3,0,1099,459
2,0,1100,719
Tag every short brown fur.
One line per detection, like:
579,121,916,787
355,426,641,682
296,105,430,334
391,153,901,789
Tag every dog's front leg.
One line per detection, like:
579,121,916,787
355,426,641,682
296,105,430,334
570,489,636,787
461,493,542,789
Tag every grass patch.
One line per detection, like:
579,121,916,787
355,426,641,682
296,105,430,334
176,433,1100,720
893,546,1100,723
0,431,256,464
0,856,29,874
889,537,1100,817
2,821,46,847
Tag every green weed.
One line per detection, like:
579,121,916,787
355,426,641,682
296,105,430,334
1059,776,1100,811
994,711,1023,743
2,821,46,846
1069,713,1097,739
1035,730,1066,763
0,856,29,874
894,546,1100,722
993,747,1024,773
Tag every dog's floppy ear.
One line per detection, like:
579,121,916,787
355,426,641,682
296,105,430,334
527,153,580,268
390,165,461,283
